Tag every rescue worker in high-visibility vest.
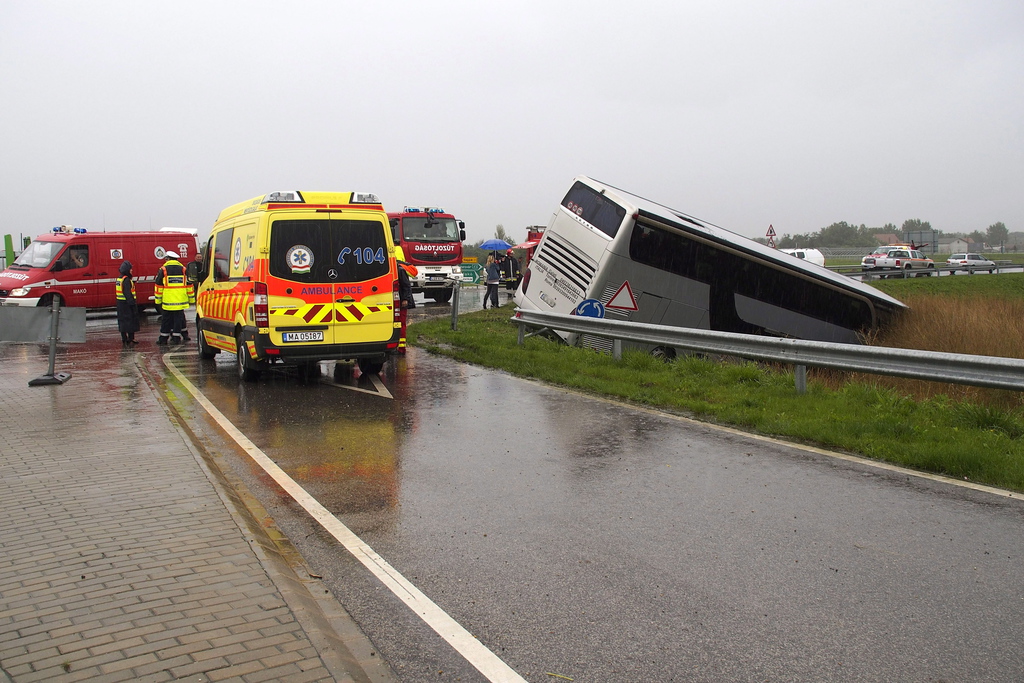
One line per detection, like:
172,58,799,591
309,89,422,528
394,246,418,354
154,251,194,345
114,260,140,345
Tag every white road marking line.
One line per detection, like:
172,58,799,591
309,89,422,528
162,353,525,683
321,365,394,399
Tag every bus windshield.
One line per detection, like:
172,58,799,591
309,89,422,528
12,240,62,268
561,181,627,239
401,217,461,242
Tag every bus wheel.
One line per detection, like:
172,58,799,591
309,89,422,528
196,316,218,359
651,346,676,362
37,293,63,308
236,332,261,382
357,358,384,375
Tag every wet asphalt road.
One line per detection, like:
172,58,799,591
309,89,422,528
78,301,1024,681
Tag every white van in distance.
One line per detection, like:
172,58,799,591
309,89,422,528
779,248,826,267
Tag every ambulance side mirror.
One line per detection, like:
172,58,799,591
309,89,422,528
186,261,200,282
52,262,64,273
459,222,466,241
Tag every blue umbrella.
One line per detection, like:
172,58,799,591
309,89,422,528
480,238,512,252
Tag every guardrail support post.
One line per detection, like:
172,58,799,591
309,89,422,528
794,364,807,394
517,321,525,345
612,338,622,361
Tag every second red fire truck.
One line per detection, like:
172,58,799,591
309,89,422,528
388,207,466,303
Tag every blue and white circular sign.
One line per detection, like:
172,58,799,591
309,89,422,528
574,298,605,318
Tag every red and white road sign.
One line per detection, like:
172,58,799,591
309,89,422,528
606,281,638,311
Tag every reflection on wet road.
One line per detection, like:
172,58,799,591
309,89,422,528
69,307,1024,682
174,353,407,517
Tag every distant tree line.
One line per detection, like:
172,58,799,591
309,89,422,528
768,220,1012,250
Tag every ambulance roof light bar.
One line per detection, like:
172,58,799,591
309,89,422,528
51,225,86,234
261,191,304,204
351,192,382,204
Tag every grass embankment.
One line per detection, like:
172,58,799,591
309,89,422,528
410,274,1024,492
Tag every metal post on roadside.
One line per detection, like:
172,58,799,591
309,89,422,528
449,278,460,331
29,298,72,386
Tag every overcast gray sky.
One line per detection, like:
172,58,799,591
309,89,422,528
2,0,1021,245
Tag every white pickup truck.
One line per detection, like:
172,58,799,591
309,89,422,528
862,247,935,276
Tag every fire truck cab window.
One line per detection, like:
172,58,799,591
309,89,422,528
62,246,89,270
403,217,460,242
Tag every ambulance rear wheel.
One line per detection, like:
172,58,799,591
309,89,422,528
357,358,384,375
236,332,261,382
196,316,218,359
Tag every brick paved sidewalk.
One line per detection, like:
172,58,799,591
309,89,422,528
0,342,391,683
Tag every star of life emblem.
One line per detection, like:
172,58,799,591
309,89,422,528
287,245,313,274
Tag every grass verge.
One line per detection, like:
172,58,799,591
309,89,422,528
410,288,1024,492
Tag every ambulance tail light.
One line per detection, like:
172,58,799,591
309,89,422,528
254,282,269,327
393,278,401,323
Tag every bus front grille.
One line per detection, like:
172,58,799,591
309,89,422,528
534,234,597,295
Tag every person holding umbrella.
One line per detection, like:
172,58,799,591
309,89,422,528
483,253,501,309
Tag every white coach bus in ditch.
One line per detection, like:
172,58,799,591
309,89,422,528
514,176,906,356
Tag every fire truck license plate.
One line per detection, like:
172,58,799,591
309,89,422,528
282,331,324,342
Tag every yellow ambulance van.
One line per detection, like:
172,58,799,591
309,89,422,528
192,191,401,381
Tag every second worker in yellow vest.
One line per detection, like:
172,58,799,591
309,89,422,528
155,251,195,345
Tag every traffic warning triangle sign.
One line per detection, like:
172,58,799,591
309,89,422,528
606,281,638,311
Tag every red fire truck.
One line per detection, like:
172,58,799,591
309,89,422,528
387,207,466,303
518,224,546,274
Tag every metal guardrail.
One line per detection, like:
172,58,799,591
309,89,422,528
512,309,1024,393
830,263,1024,277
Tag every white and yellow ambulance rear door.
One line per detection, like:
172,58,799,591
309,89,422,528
265,212,393,347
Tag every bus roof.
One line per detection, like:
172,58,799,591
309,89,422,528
581,176,906,310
